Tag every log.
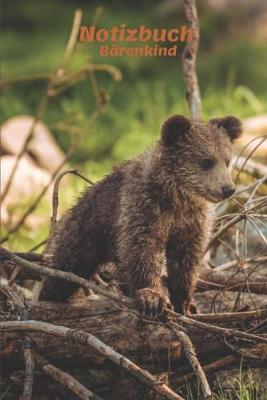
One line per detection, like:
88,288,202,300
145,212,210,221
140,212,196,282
1,292,266,369
1,249,266,399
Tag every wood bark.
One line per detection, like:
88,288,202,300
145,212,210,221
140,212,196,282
1,293,266,369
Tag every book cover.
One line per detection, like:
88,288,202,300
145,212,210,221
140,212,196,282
1,1,267,399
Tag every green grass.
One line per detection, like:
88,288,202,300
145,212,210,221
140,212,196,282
214,368,267,400
184,365,267,400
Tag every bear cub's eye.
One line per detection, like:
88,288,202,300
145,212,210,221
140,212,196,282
226,159,231,167
201,158,215,171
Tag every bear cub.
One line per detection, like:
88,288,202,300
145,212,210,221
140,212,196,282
40,115,242,317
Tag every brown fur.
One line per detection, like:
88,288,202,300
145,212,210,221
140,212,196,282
39,115,242,316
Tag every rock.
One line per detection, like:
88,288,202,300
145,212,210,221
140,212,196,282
1,115,65,174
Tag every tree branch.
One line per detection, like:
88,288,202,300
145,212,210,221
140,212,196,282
182,0,201,121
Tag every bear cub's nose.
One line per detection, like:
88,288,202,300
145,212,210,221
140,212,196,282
222,185,235,199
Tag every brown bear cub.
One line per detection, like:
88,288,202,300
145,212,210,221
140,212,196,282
40,115,242,317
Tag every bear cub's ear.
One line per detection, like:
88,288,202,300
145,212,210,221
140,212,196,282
210,116,242,142
161,115,191,146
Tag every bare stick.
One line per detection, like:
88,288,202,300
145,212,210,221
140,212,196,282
182,0,201,121
21,337,35,400
170,324,212,400
35,352,103,400
0,320,184,400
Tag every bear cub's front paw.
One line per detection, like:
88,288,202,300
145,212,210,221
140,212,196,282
174,299,198,315
135,288,168,319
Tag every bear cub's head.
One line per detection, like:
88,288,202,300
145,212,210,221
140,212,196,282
160,114,242,203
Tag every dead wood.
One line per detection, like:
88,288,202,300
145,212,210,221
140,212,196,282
1,295,266,368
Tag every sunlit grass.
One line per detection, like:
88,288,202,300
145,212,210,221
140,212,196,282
183,365,267,400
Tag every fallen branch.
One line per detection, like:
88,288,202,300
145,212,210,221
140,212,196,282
35,351,103,400
0,320,184,400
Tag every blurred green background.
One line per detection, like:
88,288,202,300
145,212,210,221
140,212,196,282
1,0,267,250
